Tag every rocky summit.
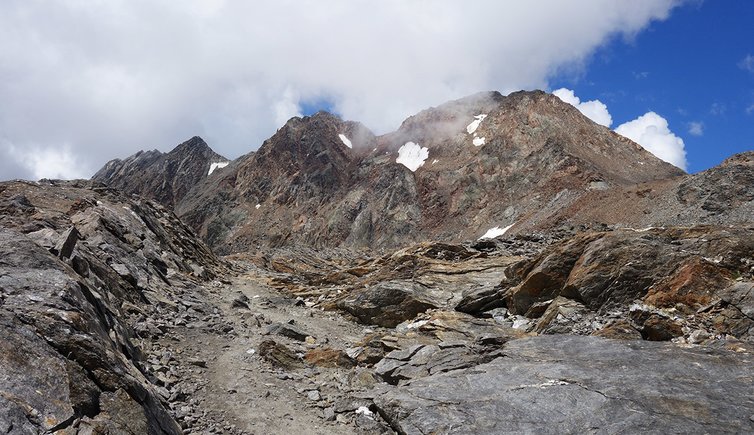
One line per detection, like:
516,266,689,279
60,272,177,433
2,90,754,434
94,136,230,210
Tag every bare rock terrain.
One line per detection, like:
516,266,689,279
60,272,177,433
2,89,754,434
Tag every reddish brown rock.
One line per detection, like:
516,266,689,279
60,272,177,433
304,348,355,368
644,257,733,310
592,320,643,340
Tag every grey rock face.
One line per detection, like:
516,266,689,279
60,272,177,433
374,335,754,434
0,180,228,434
0,229,180,434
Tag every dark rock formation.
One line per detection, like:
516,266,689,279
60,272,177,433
93,136,229,209
337,281,439,327
449,225,754,343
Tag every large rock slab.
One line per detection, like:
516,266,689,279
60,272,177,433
373,335,754,434
504,227,754,314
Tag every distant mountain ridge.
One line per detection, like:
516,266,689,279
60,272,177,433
93,136,229,209
92,90,752,253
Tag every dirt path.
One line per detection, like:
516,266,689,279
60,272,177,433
147,264,380,434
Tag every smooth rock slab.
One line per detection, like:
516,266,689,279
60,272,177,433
373,335,754,434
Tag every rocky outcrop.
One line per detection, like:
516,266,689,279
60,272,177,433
0,179,229,434
452,225,754,344
337,281,439,327
93,136,229,209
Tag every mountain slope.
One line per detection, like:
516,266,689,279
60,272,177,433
533,150,754,232
177,90,685,253
93,136,229,209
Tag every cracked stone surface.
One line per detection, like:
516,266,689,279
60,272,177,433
373,335,754,434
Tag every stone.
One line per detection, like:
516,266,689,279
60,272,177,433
533,297,590,334
644,257,732,310
323,407,336,421
258,340,303,370
231,292,250,309
304,348,355,368
54,226,80,259
592,320,643,340
266,322,310,341
641,314,684,341
455,286,506,314
337,281,437,327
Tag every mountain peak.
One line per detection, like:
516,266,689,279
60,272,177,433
170,135,213,155
92,136,227,208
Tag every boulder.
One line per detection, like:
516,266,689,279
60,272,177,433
337,281,438,327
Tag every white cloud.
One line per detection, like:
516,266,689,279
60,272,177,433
687,121,703,136
710,102,727,116
739,54,754,73
615,112,687,171
552,88,613,127
0,1,680,180
5,142,89,180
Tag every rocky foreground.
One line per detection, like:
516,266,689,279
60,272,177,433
1,180,753,434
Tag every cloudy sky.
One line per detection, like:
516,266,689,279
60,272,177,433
1,0,751,180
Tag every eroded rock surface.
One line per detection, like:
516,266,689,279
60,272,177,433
373,335,754,434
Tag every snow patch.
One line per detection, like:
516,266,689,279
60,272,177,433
208,161,229,175
405,319,429,330
396,142,429,172
473,136,486,146
255,204,261,209
511,317,531,330
466,114,487,134
356,406,374,419
479,223,515,239
338,134,353,149
432,159,438,165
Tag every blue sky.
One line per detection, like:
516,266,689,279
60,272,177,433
551,1,754,173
